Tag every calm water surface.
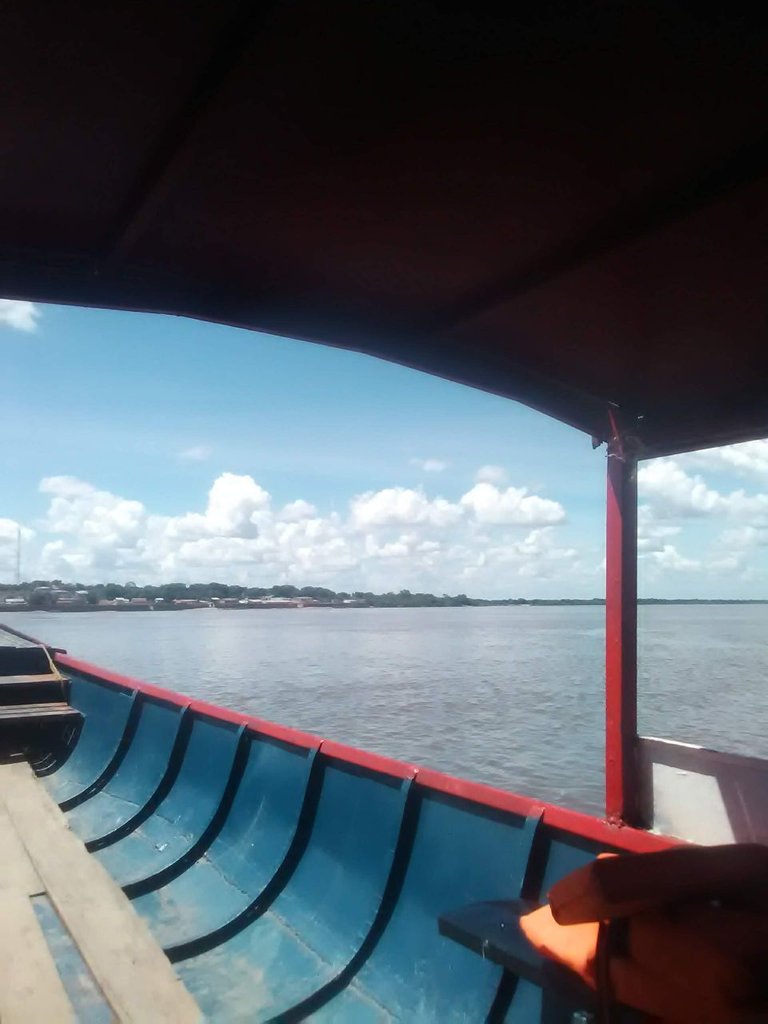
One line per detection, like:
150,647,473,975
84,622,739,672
8,605,767,815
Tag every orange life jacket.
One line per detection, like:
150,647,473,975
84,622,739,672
520,844,768,1023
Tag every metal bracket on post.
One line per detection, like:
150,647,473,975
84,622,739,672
605,411,640,827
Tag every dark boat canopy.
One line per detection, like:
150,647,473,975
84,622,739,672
3,4,768,456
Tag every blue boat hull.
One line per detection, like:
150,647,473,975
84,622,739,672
40,653,667,1022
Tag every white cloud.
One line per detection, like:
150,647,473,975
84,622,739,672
25,471,579,593
638,460,722,517
178,445,212,462
638,458,768,521
719,526,768,549
26,450,768,596
454,526,579,584
350,487,462,530
0,518,34,543
460,482,565,526
202,473,270,536
679,440,768,481
281,499,318,521
475,465,507,485
0,299,40,332
488,527,577,571
637,453,768,589
38,477,147,575
409,457,448,473
646,545,701,572
40,476,146,542
637,504,681,553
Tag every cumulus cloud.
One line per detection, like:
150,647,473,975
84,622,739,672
38,476,147,575
638,460,722,517
679,440,768,481
719,526,768,549
638,453,768,585
202,473,270,536
475,465,507,485
26,471,577,592
281,499,318,521
0,299,40,332
489,527,576,571
409,457,448,472
40,476,146,541
460,483,565,526
455,526,578,583
0,518,34,543
646,545,701,572
350,487,462,530
639,458,768,521
178,445,212,462
637,504,681,553
26,447,768,594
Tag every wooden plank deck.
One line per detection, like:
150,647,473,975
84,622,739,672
0,761,201,1022
0,890,75,1023
0,806,44,896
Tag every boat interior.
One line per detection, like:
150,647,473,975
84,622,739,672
0,625,663,1021
2,2,768,1021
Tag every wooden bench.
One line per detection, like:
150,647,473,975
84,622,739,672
0,672,69,705
0,702,80,723
0,761,201,1022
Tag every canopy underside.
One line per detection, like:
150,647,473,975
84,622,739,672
3,3,768,455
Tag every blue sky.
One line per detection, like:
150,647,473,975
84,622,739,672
2,299,767,597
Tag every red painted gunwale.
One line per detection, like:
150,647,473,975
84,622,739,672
321,738,417,780
54,649,672,855
57,653,322,750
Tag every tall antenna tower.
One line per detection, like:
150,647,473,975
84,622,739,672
15,525,21,586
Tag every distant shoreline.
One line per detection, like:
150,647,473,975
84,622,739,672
2,597,766,614
2,581,766,612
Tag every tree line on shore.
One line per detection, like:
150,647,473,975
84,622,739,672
9,580,564,608
4,581,766,609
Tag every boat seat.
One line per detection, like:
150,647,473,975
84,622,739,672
0,641,58,679
0,760,200,1022
439,899,601,1010
0,701,80,724
0,700,82,764
0,672,69,704
439,898,644,1023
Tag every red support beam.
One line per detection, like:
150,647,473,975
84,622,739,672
605,435,639,825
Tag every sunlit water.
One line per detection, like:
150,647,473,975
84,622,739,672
7,605,766,815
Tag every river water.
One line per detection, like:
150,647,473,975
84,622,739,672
6,605,766,815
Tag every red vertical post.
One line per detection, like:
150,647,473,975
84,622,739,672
605,436,639,826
